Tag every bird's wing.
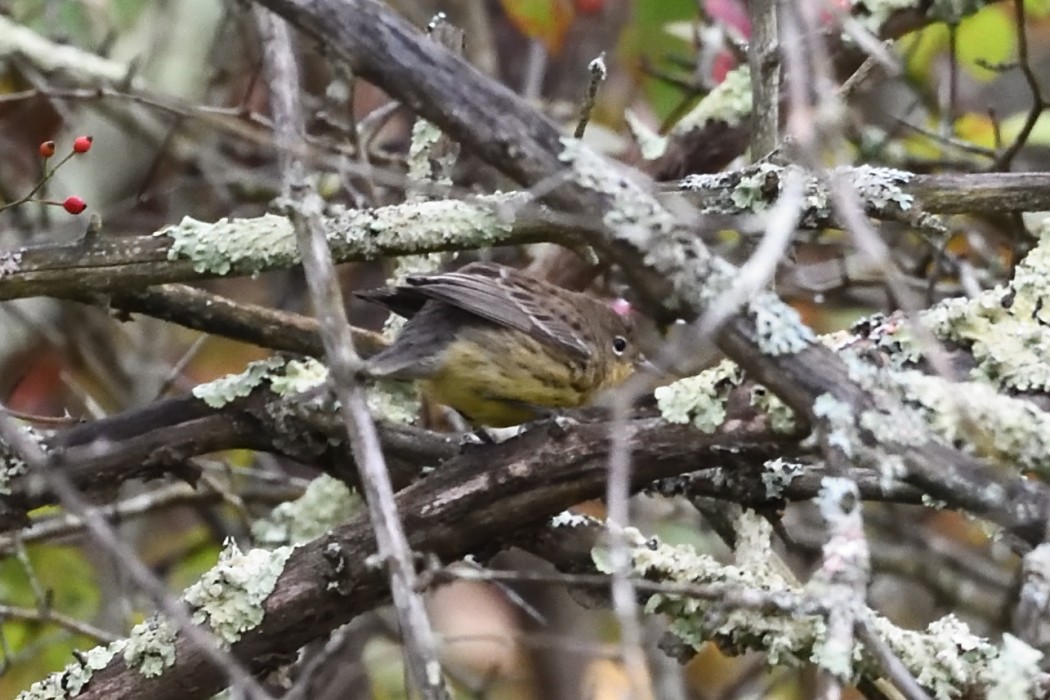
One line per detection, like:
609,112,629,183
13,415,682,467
354,286,429,319
405,262,592,358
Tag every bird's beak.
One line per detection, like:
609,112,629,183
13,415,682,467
635,355,670,378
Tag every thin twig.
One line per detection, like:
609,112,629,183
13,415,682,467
748,0,780,156
993,0,1047,169
855,616,933,700
0,603,120,645
574,53,607,139
255,10,448,699
605,396,649,697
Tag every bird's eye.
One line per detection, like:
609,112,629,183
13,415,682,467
612,336,628,355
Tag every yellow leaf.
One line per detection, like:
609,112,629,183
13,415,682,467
955,112,998,149
900,24,948,83
499,0,575,54
582,658,655,700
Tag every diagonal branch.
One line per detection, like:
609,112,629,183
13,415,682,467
252,0,1050,546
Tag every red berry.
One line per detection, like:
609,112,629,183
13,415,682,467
72,136,93,154
575,0,604,13
63,196,87,215
39,141,56,158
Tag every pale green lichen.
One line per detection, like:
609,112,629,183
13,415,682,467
603,527,817,665
812,394,857,458
678,171,731,198
987,634,1044,700
192,357,287,408
838,164,913,212
391,253,444,284
183,540,293,646
922,293,992,344
655,360,799,436
874,454,909,491
16,543,294,696
599,528,1004,699
750,385,798,434
123,617,178,678
873,614,996,699
865,317,926,370
681,164,910,225
897,369,1050,478
800,171,832,217
1008,221,1050,324
917,220,1050,393
0,249,21,276
839,346,884,392
921,493,949,509
0,428,32,495
161,195,528,279
252,474,359,546
17,642,120,699
680,165,801,216
750,292,816,355
762,458,805,498
367,379,422,425
161,214,298,275
407,81,459,189
969,321,1050,392
729,162,781,211
624,109,667,160
561,136,742,313
268,358,328,396
559,137,674,250
407,120,451,183
327,193,527,257
732,510,775,570
654,360,741,433
810,625,855,681
858,406,928,447
655,378,725,433
551,511,600,528
670,66,752,136
815,476,860,524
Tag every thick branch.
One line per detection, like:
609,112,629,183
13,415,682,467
2,169,1047,305
62,415,782,700
0,198,556,302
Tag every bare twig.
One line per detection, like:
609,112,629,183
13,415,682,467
574,53,607,139
748,0,780,156
856,616,933,700
604,397,648,697
0,603,120,645
993,0,1047,169
255,10,448,699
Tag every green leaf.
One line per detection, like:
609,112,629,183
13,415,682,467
1000,111,1050,146
956,7,1015,82
617,0,700,121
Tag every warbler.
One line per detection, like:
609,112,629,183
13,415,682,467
356,262,647,427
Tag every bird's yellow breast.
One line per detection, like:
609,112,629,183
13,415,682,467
419,326,627,427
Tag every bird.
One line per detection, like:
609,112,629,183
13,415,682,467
356,262,648,427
